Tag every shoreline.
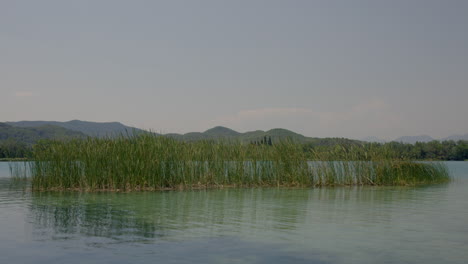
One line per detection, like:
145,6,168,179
26,181,449,193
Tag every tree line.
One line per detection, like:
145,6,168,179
0,139,32,159
1,137,468,161
250,136,273,146
305,140,468,161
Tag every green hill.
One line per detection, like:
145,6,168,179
0,123,86,144
6,120,151,138
3,120,361,147
166,126,320,144
204,126,241,137
240,128,307,143
1,123,88,158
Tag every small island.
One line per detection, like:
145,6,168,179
11,133,449,192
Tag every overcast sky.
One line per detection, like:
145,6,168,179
1,0,467,140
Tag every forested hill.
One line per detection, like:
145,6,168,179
6,120,150,138
0,123,86,144
4,121,351,144
1,122,361,159
165,126,353,145
0,123,87,158
2,121,468,160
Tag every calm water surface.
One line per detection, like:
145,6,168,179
1,162,467,264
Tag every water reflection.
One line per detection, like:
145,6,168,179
29,189,309,241
28,186,443,244
3,162,468,264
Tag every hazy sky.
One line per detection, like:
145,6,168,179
1,0,467,140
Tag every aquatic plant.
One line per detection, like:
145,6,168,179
14,134,450,191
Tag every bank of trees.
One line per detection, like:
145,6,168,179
250,136,273,146
390,140,468,160
0,139,31,159
306,140,468,161
1,136,468,161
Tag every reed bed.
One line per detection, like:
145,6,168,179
18,135,450,191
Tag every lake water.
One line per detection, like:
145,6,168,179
1,162,467,264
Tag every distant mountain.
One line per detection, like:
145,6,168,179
360,136,387,143
10,120,465,146
242,128,307,143
0,122,86,144
166,126,308,143
165,126,364,146
2,120,371,145
6,120,150,138
394,135,434,144
204,126,241,137
442,134,468,141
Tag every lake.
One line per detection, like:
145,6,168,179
1,161,467,264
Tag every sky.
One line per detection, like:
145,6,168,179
1,0,467,140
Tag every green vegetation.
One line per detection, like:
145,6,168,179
2,122,468,161
0,139,30,159
6,120,150,138
306,140,468,161
20,134,449,192
0,122,87,159
165,126,308,142
0,123,86,143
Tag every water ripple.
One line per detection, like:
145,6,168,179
0,162,468,263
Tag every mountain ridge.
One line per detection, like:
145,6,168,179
5,120,468,144
0,122,87,144
6,120,149,138
5,120,315,143
164,126,308,143
394,135,434,144
442,133,468,141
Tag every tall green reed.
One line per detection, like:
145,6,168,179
23,134,450,191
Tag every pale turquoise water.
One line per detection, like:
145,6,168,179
1,162,467,263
